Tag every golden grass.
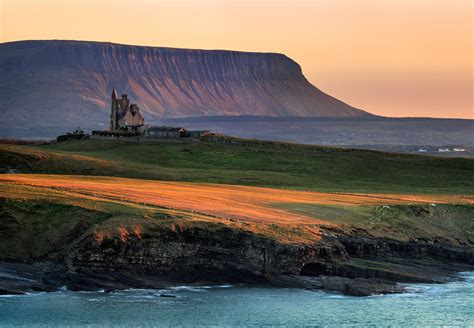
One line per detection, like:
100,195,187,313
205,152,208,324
0,176,327,244
1,174,471,226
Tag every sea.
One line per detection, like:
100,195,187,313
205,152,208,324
1,273,473,327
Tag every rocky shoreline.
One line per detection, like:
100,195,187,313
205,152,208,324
1,228,472,297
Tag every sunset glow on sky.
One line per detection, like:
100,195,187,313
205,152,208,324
1,0,472,118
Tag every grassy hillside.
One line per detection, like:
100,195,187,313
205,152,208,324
0,174,472,262
276,203,474,244
1,138,472,194
0,177,327,260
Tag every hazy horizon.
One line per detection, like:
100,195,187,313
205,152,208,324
1,0,472,119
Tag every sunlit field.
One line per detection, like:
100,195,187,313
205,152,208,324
1,174,472,225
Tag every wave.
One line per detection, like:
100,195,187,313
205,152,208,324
170,284,235,292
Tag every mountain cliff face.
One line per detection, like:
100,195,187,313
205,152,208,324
0,40,368,129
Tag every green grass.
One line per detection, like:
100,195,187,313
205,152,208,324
0,192,208,261
1,137,473,194
0,199,111,259
273,203,375,225
275,203,474,244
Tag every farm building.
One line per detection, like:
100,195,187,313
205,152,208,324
146,126,187,138
145,126,210,139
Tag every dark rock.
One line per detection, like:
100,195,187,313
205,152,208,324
1,220,473,296
318,276,404,297
0,287,25,295
337,236,474,263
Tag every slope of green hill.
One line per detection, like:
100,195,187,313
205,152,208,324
0,137,473,194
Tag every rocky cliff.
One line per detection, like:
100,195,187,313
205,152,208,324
65,223,473,296
0,40,369,129
1,198,472,297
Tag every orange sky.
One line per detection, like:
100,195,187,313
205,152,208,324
1,0,472,119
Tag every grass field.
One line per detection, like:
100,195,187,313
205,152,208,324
0,175,331,259
1,138,473,194
1,174,472,254
1,137,473,259
1,174,472,225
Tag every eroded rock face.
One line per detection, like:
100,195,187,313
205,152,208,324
69,225,346,284
337,236,474,264
1,222,473,296
0,40,369,128
62,223,474,296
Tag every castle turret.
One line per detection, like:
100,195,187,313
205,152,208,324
110,88,118,130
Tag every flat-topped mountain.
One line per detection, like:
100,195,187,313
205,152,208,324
0,40,369,129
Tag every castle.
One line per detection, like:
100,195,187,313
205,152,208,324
110,88,146,133
89,89,208,139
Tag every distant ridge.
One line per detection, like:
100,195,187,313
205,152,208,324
0,40,370,128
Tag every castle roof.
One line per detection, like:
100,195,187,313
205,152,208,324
168,127,186,132
148,126,186,132
111,88,118,99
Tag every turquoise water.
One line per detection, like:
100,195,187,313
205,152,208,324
1,273,473,327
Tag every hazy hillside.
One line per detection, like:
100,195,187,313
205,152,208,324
0,40,368,129
161,116,474,157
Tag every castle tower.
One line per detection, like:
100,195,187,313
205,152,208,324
110,88,117,131
110,88,118,130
